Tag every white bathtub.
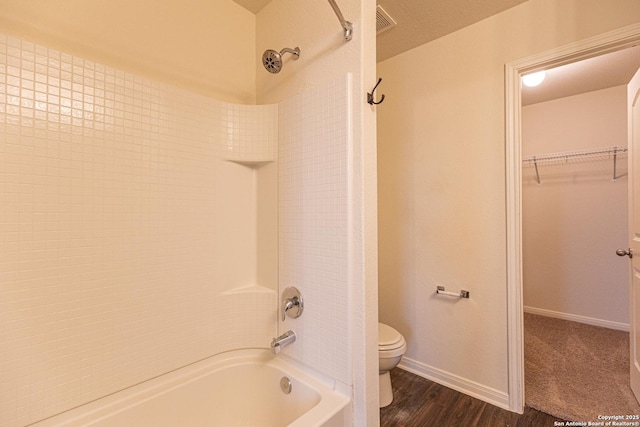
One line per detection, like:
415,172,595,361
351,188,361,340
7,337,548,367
31,350,350,427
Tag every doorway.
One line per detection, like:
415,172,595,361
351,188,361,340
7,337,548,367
505,24,640,413
521,53,632,331
520,52,636,419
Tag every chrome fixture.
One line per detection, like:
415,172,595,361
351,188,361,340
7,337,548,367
436,285,470,299
327,0,353,41
280,376,292,394
262,47,300,74
281,287,303,321
271,330,296,354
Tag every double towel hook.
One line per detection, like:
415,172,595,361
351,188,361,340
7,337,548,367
367,77,385,105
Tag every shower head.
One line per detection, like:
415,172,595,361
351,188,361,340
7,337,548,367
262,47,300,74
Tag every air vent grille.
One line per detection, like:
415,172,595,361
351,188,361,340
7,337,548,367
376,5,397,34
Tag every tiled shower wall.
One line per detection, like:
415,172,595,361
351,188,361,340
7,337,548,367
0,34,277,426
278,75,351,385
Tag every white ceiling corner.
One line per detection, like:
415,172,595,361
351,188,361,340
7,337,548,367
232,0,270,14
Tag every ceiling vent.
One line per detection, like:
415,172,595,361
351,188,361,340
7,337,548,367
376,5,397,35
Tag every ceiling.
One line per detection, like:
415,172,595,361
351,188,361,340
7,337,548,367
233,0,640,104
374,0,528,61
521,45,640,105
233,0,529,61
233,0,270,14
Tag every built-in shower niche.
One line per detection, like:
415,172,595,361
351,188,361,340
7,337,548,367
214,100,279,297
213,155,279,338
213,101,280,348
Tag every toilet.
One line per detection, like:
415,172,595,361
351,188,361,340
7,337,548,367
378,322,407,407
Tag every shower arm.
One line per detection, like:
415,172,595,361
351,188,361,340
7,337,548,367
327,0,353,41
280,47,300,59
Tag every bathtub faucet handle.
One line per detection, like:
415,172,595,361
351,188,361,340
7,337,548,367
282,298,297,321
281,287,304,322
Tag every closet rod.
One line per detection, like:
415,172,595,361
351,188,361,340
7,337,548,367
522,145,628,184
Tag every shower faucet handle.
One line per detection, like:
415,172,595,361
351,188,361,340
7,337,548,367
281,287,303,321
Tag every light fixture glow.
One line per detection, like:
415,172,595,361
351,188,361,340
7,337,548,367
522,71,546,87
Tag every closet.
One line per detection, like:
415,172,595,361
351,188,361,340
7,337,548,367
522,85,629,330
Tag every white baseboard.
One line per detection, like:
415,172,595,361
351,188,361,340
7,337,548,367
524,306,629,332
397,356,510,411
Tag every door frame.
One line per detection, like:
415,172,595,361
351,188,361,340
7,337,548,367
505,23,640,413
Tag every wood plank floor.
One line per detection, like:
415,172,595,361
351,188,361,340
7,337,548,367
380,368,564,427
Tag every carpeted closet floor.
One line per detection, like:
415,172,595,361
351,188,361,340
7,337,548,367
524,313,640,422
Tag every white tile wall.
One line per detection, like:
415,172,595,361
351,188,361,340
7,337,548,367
0,34,276,427
220,103,278,162
0,33,351,427
278,75,351,384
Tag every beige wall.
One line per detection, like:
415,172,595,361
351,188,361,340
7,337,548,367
522,86,629,329
0,0,256,103
377,0,640,409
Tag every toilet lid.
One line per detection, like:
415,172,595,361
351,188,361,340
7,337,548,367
379,323,403,347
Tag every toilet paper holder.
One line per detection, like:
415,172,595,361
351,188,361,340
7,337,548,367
436,286,470,299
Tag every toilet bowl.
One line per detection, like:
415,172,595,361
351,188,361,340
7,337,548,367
378,322,407,408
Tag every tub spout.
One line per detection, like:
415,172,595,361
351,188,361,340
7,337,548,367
271,330,296,354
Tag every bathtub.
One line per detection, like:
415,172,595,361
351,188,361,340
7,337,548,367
31,350,350,427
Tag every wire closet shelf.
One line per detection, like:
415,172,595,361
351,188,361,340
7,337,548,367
522,145,628,184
